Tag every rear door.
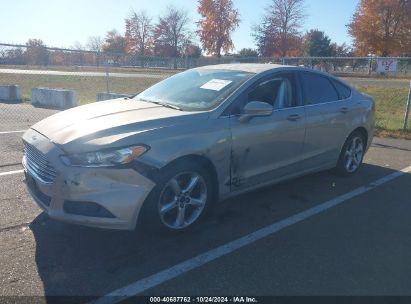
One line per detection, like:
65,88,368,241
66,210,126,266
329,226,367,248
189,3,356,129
229,71,306,190
299,71,354,169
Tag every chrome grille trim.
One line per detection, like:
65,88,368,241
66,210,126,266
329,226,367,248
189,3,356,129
23,142,57,184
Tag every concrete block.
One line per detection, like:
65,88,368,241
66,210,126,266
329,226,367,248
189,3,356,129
31,87,77,109
97,92,132,101
0,85,22,102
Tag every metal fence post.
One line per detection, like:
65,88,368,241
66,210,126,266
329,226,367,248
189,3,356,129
105,60,110,93
403,81,411,131
367,56,372,75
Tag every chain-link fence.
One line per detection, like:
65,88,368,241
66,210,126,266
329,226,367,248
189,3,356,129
1,42,411,171
0,42,198,69
0,43,177,130
2,42,411,73
0,44,176,171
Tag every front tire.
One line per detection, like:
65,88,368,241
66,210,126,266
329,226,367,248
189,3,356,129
139,160,214,233
335,131,365,176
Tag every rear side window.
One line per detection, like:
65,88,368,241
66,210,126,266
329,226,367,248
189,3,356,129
301,72,339,105
332,79,351,100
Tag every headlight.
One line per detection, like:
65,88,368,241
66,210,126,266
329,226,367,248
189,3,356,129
60,145,148,167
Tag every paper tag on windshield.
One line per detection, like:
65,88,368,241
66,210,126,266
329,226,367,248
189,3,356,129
200,79,232,91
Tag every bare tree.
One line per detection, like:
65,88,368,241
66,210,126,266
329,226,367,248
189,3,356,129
71,41,84,50
253,0,306,57
70,41,86,66
86,36,104,66
154,6,192,68
125,10,154,57
86,36,104,52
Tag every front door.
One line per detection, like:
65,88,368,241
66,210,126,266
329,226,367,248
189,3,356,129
229,72,306,190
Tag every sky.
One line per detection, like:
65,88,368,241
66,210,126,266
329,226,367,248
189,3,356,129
0,0,359,51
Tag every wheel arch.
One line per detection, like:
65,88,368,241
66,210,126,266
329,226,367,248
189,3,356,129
352,126,368,144
340,126,368,152
136,153,220,231
335,126,368,176
336,126,369,166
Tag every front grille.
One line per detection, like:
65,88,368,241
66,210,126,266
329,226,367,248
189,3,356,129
23,142,57,184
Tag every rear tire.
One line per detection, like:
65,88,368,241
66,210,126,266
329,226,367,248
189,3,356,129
335,131,366,176
138,160,215,234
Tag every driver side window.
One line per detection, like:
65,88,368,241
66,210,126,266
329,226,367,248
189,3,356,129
248,74,295,109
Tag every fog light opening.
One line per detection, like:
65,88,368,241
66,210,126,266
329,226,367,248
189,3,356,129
63,201,115,218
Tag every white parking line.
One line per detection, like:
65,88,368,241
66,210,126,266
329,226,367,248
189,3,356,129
0,130,26,134
0,169,24,177
93,164,411,304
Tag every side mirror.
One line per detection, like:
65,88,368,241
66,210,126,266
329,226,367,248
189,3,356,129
239,101,273,123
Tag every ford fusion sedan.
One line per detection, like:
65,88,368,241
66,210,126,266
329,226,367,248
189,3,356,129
22,64,375,232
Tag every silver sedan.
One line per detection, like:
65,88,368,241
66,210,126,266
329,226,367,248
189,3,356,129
22,64,375,232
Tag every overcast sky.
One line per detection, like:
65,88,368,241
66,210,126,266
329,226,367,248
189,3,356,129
1,0,358,50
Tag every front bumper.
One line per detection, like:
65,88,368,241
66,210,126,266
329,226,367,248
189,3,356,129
22,129,156,230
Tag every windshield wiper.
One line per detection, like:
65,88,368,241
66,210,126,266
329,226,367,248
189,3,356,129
138,98,182,111
153,101,182,111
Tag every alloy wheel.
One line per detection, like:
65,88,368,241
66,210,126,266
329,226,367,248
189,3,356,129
158,171,207,229
344,136,364,173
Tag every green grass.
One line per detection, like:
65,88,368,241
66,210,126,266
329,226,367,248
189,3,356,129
0,73,159,105
356,86,411,139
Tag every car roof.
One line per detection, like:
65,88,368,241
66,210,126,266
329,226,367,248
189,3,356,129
194,63,353,88
195,63,293,74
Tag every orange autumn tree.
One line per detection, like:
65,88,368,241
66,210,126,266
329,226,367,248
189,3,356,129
347,0,411,56
197,0,240,58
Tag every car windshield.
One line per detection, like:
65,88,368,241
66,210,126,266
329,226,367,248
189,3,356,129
134,69,254,111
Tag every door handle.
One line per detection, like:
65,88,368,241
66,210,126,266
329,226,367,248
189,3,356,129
287,114,301,121
340,107,350,114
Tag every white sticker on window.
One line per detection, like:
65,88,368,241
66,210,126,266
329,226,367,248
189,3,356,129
200,79,232,91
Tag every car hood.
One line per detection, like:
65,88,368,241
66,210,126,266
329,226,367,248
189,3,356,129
31,98,208,152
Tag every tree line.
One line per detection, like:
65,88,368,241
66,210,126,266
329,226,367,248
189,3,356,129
5,0,411,67
102,0,411,58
